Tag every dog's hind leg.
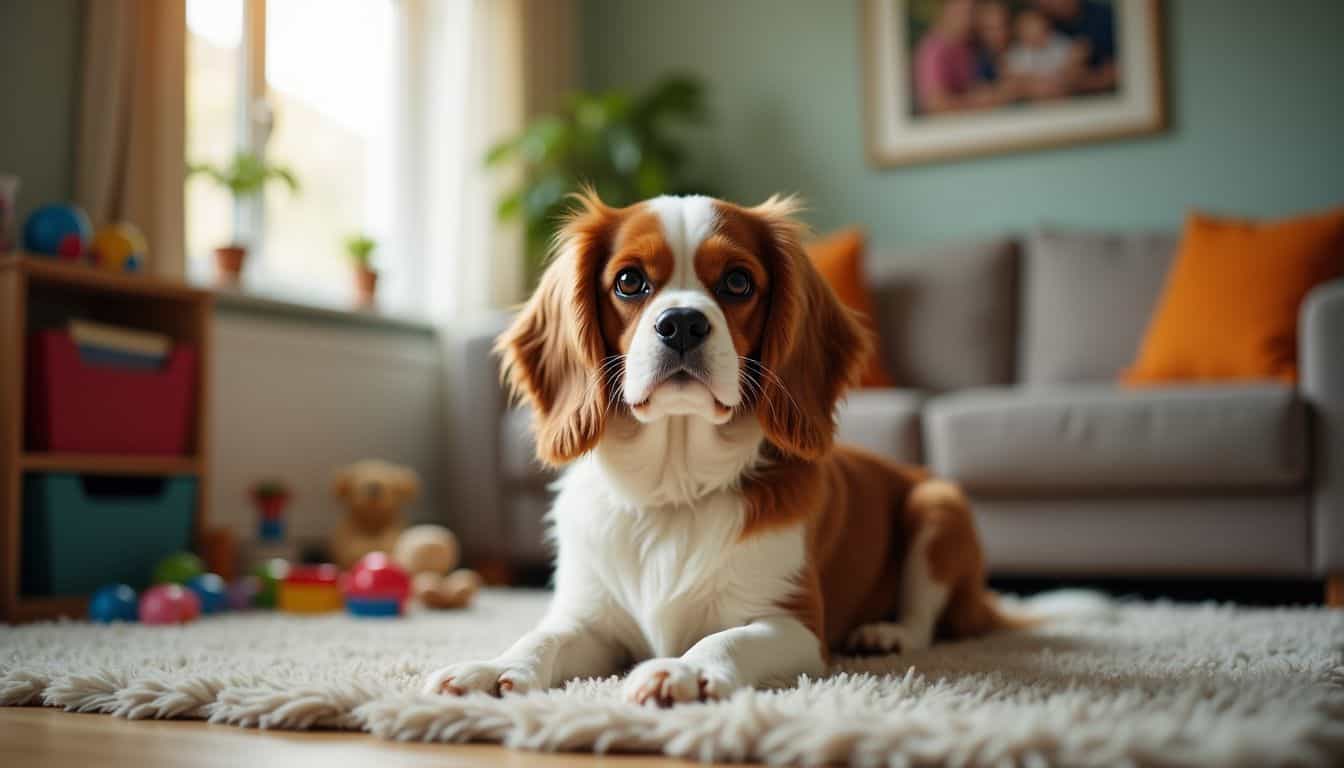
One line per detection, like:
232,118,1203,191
845,479,985,654
845,520,948,653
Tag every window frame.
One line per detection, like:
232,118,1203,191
190,0,423,314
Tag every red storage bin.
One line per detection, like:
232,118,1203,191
27,330,197,455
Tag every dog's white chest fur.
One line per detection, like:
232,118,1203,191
547,415,804,659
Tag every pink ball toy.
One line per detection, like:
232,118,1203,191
139,584,202,625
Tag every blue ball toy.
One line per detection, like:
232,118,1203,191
89,584,139,623
187,572,229,614
23,204,93,258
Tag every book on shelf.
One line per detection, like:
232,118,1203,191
68,319,170,369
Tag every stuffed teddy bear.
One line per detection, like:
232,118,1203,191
394,524,481,609
329,459,420,569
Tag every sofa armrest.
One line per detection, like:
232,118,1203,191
441,311,514,564
1301,278,1344,574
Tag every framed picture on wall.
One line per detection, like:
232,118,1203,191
862,0,1166,166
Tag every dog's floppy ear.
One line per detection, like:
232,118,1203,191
496,191,616,466
748,196,870,460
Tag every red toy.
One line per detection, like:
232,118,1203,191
139,584,202,625
344,552,411,616
279,564,342,613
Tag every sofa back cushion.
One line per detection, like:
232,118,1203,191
1020,228,1177,385
867,237,1019,392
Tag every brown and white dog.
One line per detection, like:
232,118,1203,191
423,192,1019,706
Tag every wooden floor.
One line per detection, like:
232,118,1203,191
0,708,705,768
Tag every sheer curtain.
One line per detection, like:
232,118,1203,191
407,0,576,321
74,0,187,279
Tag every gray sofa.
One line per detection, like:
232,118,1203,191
443,228,1344,589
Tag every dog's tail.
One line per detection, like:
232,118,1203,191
946,587,1113,637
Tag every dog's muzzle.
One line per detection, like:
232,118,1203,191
654,307,711,354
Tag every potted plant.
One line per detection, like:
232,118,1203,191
486,74,712,286
188,151,299,284
345,234,378,306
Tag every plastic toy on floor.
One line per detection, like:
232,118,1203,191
279,564,342,613
187,573,229,614
154,552,206,585
343,552,411,617
394,524,481,609
88,584,139,622
250,558,290,609
251,480,291,543
139,584,201,624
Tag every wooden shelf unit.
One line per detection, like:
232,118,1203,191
0,254,214,622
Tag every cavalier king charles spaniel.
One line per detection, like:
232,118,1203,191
423,192,1018,706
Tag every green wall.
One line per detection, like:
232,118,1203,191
582,0,1344,246
0,0,82,224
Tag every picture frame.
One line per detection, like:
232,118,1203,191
862,0,1166,167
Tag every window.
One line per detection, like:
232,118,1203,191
186,0,405,310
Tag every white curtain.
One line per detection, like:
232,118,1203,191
74,0,187,279
408,0,576,321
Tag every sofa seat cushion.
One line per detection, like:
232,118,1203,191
924,385,1307,493
835,389,925,463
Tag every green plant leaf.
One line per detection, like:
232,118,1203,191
635,161,668,199
188,150,301,200
637,75,706,122
482,74,711,286
485,137,519,166
520,117,568,164
606,124,642,174
523,174,569,220
496,189,523,220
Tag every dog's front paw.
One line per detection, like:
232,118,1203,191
622,658,738,707
421,660,541,697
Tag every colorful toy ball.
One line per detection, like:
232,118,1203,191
88,583,139,623
279,564,342,614
23,204,92,258
344,552,411,617
226,575,260,611
186,572,228,614
250,558,290,609
90,222,148,272
153,551,206,585
139,584,202,625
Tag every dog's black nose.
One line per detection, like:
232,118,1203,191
654,307,711,353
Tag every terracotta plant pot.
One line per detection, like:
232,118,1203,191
215,245,247,285
355,267,378,306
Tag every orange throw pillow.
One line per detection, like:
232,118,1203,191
1125,207,1344,384
805,229,897,388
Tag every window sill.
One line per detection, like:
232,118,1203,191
210,285,436,337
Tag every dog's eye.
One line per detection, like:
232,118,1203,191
613,267,650,299
717,268,753,300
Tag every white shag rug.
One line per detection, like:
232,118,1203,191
2,589,1343,767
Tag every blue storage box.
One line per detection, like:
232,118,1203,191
22,473,196,596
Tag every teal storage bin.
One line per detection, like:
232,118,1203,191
22,473,196,596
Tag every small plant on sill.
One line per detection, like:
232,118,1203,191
344,233,379,307
187,151,300,286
